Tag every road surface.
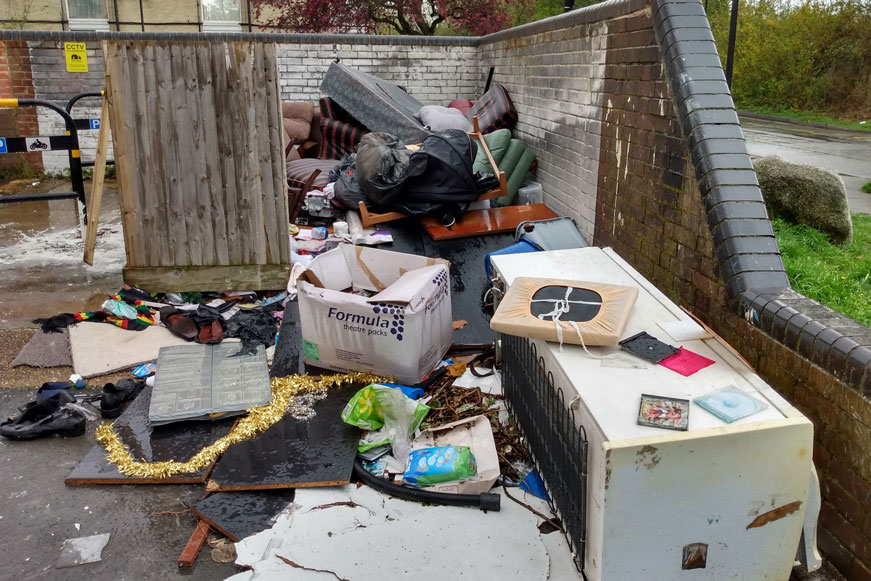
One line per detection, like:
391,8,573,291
740,115,871,214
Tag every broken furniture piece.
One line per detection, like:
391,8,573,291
490,246,819,578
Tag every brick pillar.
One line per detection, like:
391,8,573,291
0,40,44,176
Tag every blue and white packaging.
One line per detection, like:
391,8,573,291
297,244,452,384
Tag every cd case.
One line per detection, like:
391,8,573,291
637,394,690,431
619,331,680,364
694,385,767,423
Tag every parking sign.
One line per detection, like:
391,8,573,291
89,118,101,130
0,138,6,154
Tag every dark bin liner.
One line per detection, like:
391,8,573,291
330,153,366,209
357,129,498,220
355,132,412,206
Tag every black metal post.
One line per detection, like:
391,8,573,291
564,0,576,11
725,0,739,87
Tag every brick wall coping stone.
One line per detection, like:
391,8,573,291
0,29,477,46
477,0,647,45
650,0,871,395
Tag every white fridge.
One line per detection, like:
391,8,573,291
490,247,820,580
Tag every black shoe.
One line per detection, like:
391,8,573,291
0,395,85,440
100,378,144,418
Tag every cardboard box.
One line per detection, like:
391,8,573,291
409,415,500,495
297,244,452,384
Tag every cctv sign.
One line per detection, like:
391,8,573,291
64,43,88,73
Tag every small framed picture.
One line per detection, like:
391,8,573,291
638,394,690,431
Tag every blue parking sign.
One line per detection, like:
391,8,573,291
0,138,6,154
89,118,101,130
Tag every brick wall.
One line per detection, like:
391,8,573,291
26,41,107,173
276,43,479,105
16,36,478,172
0,40,43,175
480,1,871,578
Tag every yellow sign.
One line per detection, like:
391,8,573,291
64,42,88,73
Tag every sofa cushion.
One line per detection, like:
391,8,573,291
416,105,473,133
466,83,517,134
472,128,512,174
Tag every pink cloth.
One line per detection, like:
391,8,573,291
659,346,715,377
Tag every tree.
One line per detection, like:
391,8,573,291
251,0,534,36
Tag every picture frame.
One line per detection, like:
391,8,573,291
637,393,690,431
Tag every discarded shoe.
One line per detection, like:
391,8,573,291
36,381,74,404
100,378,144,419
198,319,224,344
1,395,86,440
160,307,198,341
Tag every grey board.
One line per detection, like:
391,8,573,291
207,383,361,491
149,343,271,425
66,386,236,485
320,62,430,144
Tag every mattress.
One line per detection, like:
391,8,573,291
320,62,431,144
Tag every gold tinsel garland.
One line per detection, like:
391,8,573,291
95,372,386,479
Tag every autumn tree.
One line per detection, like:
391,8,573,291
251,0,535,36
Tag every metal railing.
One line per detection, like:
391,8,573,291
0,97,86,221
501,333,588,571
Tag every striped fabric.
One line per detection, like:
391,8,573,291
467,82,518,134
318,97,368,160
286,158,340,191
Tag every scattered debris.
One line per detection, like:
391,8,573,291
55,533,110,568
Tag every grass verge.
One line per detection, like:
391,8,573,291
739,105,871,132
773,215,871,326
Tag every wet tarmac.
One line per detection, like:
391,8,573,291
741,115,871,214
0,387,238,580
0,179,125,330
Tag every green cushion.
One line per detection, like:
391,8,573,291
472,128,512,174
494,141,536,207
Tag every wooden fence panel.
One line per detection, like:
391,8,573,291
104,40,289,290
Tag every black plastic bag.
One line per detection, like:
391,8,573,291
355,132,411,206
330,153,366,209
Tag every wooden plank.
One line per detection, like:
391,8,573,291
177,520,211,569
212,43,242,266
141,43,170,267
170,43,202,265
130,43,160,266
420,203,559,240
122,263,290,292
227,44,253,264
106,42,147,267
263,43,290,264
82,92,110,266
185,43,216,266
197,43,229,265
154,43,189,268
238,44,263,264
251,43,273,265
